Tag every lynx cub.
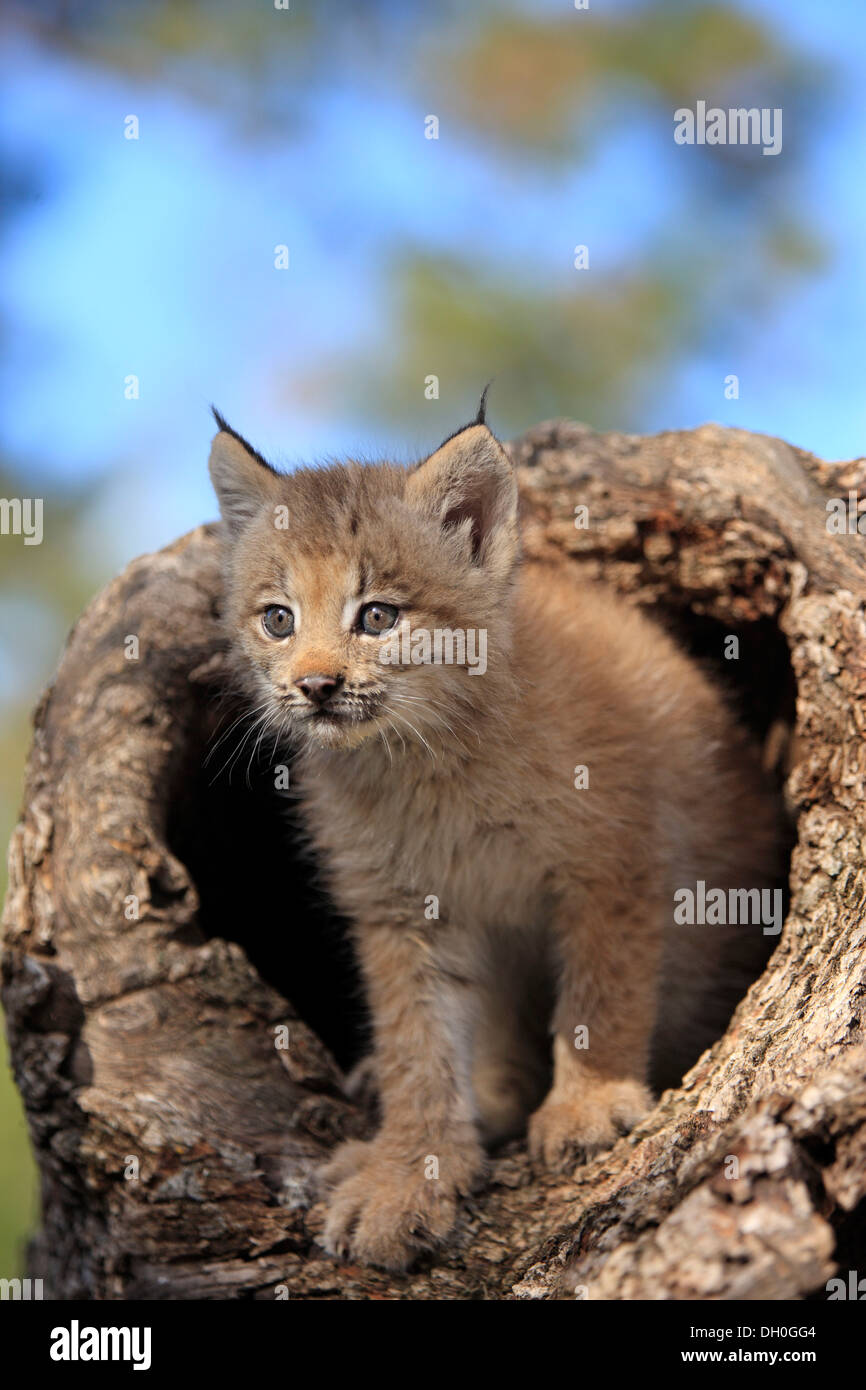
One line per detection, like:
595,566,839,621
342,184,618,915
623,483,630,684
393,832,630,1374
209,404,781,1271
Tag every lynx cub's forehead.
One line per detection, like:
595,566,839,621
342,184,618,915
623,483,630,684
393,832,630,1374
244,461,455,596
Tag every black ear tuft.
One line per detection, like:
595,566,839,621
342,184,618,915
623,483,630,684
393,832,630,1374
433,383,497,453
209,405,277,475
210,404,230,433
475,381,493,426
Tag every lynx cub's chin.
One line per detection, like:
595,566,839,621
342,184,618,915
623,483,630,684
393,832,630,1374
210,404,783,1273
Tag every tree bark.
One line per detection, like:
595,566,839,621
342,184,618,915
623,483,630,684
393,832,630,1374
3,420,865,1300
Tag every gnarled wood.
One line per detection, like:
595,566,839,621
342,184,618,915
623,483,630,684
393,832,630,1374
3,420,865,1299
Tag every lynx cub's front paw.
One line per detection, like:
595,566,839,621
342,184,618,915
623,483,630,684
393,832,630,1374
319,1135,483,1271
528,1077,652,1171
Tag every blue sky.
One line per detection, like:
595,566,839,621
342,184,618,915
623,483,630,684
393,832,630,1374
1,0,864,580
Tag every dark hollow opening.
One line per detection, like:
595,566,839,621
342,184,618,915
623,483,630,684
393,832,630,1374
168,710,366,1074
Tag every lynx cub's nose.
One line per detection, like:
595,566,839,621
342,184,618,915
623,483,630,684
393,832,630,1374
295,674,343,705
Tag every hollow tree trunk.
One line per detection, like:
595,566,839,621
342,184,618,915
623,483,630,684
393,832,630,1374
2,420,865,1300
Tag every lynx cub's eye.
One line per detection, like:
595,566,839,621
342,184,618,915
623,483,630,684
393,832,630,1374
359,602,399,635
262,606,294,639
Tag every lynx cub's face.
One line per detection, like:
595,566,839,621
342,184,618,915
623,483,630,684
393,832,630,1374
209,412,519,751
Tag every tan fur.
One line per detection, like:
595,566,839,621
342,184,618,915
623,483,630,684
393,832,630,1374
209,417,783,1271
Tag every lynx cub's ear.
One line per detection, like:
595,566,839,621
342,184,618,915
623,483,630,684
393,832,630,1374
406,422,519,576
208,408,280,537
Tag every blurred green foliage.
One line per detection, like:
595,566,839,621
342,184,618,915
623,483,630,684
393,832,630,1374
0,700,39,1278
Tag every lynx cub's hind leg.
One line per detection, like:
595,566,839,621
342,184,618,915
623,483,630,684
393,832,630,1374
528,886,660,1170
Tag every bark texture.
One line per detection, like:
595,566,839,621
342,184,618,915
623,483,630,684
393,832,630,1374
3,420,865,1300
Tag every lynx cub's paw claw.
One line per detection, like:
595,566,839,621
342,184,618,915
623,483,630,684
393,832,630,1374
343,1054,377,1097
528,1079,652,1171
342,1054,380,1121
320,1137,482,1272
